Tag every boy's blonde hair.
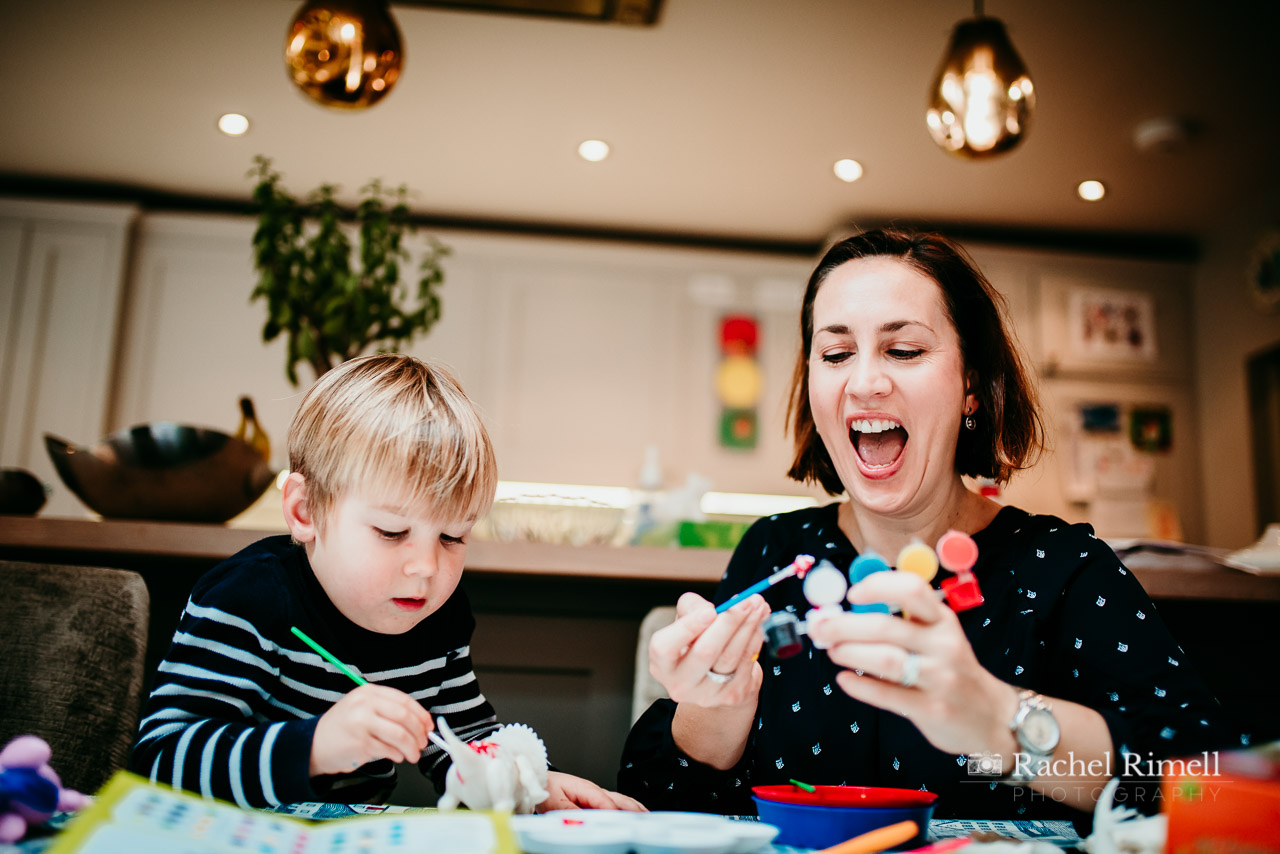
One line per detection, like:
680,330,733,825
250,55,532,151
287,354,497,531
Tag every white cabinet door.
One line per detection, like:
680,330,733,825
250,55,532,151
0,200,137,518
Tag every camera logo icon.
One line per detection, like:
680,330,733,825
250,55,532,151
966,751,1003,777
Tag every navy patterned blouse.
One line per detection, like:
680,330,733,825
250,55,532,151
618,503,1248,824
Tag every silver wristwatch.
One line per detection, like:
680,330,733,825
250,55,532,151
1001,690,1060,785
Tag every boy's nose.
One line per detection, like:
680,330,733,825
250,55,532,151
403,548,438,578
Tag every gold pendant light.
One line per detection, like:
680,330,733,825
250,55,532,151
285,0,403,109
926,0,1034,158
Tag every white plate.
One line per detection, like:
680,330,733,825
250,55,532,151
726,821,780,853
633,826,735,854
514,822,633,854
508,812,779,854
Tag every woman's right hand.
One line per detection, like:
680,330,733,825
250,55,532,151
648,591,770,708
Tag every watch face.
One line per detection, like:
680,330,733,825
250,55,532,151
1020,708,1061,753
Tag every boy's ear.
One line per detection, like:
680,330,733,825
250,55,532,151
282,472,317,543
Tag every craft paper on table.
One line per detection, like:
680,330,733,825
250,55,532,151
1068,287,1158,362
47,772,517,854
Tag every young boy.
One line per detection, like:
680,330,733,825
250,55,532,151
130,354,641,811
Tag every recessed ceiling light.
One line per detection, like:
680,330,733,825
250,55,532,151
578,139,610,162
833,159,864,183
217,113,250,136
1077,180,1106,201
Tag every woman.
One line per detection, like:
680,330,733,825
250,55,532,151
618,229,1243,822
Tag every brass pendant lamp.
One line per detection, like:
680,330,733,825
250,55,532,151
285,0,403,109
926,0,1034,158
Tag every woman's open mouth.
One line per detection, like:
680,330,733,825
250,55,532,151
849,417,908,479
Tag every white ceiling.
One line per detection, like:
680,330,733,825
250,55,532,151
3,0,1278,250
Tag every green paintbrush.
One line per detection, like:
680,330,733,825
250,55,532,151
291,626,368,686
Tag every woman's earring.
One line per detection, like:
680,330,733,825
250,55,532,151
964,408,976,431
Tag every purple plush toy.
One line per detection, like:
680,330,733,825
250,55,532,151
0,736,90,843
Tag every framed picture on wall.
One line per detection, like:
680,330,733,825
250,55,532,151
1248,230,1280,313
1067,286,1158,362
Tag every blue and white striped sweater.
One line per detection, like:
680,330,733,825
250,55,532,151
130,535,499,807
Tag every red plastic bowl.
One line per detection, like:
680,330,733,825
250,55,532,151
751,784,937,808
750,786,937,849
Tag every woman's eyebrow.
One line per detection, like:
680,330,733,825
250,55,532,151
815,320,933,335
881,319,934,334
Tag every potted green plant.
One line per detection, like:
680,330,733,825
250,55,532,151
247,156,450,385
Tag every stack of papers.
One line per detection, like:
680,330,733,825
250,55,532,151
46,773,516,854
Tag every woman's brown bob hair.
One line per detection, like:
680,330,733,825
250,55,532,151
787,228,1045,495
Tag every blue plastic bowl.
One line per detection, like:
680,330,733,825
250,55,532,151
751,785,936,850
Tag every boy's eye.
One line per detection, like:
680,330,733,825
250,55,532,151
375,527,408,540
440,533,466,546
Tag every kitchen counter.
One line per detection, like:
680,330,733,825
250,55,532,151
4,515,1277,779
1,515,1277,601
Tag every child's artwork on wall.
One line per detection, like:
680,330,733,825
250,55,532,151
1130,406,1174,453
1079,403,1122,434
1068,287,1158,362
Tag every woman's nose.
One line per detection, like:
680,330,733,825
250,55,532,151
843,355,891,398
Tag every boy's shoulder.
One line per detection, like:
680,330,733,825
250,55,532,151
190,534,301,621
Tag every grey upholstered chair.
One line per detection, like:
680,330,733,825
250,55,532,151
0,560,150,795
631,605,677,723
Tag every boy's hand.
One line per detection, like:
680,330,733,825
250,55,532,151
536,771,647,812
309,684,433,777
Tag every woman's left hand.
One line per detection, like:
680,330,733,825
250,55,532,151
538,771,648,812
806,570,1017,756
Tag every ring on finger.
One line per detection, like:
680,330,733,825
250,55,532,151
899,652,920,688
705,668,735,685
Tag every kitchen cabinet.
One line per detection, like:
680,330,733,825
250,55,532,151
112,212,821,499
8,202,1207,536
0,199,138,517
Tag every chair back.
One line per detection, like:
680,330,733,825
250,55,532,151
0,560,150,794
631,605,678,722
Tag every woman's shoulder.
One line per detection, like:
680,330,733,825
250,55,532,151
738,502,843,550
983,505,1103,552
980,505,1128,596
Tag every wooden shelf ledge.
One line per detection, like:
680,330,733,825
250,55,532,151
2,516,1278,601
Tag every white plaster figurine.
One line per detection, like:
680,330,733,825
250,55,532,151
429,717,550,814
